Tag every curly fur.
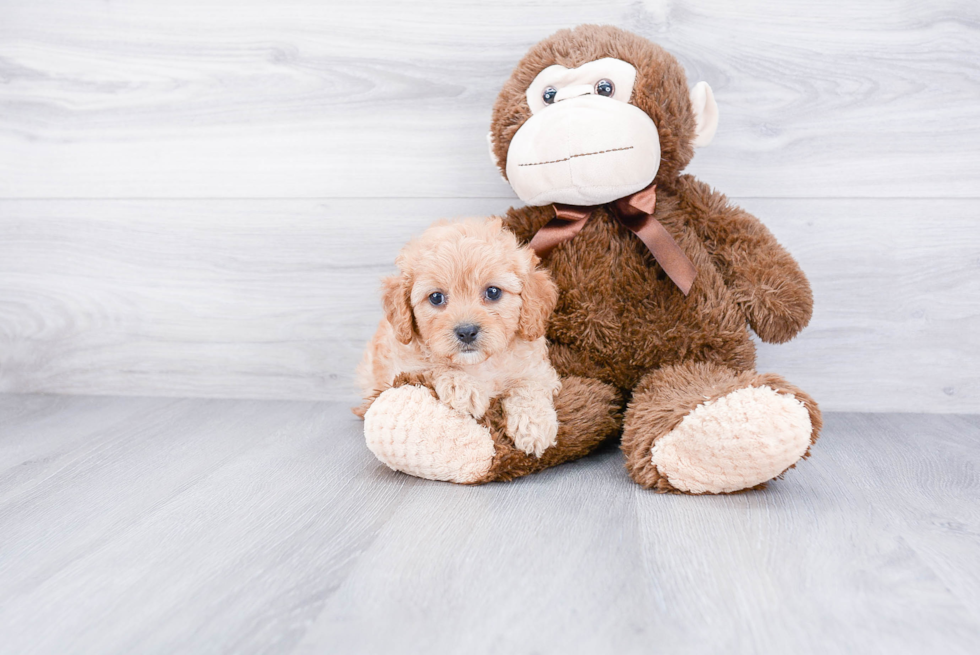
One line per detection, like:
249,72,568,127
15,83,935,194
356,218,563,457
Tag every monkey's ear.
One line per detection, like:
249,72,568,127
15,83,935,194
690,81,719,147
381,274,415,345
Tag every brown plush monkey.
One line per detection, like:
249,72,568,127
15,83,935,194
362,25,821,494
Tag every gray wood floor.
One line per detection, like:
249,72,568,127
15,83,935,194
1,394,978,654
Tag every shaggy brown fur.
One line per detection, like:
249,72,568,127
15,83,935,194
479,25,821,490
622,362,823,492
475,376,622,484
387,372,622,483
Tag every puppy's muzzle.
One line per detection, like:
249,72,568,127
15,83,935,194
454,323,480,345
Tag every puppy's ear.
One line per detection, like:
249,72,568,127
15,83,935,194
518,260,558,341
381,274,415,344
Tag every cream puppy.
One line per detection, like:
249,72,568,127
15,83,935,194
356,218,561,457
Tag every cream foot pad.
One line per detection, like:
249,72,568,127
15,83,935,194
363,385,495,483
650,385,812,494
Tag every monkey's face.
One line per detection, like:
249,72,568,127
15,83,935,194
489,26,719,208
506,58,661,207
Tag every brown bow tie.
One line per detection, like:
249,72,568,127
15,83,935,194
527,184,698,295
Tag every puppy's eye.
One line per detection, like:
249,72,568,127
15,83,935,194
595,79,614,97
428,292,445,306
542,86,557,105
484,286,502,301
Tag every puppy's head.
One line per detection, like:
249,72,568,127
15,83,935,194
382,218,557,365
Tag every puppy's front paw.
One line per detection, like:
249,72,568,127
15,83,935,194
435,372,491,419
504,397,559,457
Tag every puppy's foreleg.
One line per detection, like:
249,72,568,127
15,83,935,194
502,373,561,457
434,370,492,419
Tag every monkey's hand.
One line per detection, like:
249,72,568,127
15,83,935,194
434,371,492,419
677,175,813,344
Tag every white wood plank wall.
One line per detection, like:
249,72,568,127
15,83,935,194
0,0,978,413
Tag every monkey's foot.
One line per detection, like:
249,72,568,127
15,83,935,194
363,385,495,483
650,385,812,494
623,363,822,494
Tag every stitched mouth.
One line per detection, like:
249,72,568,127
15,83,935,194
518,145,634,167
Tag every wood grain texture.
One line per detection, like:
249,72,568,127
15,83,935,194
1,2,977,412
0,395,411,654
1,395,978,654
0,0,978,198
1,198,977,413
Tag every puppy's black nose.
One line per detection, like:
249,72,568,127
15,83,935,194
454,324,480,344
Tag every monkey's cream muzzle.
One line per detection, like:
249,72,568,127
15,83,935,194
494,57,718,208
504,58,661,206
505,94,661,206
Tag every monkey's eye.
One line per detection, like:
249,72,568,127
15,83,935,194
428,292,445,306
595,79,615,97
484,286,502,301
542,87,557,105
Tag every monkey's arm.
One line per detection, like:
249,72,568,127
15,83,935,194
676,175,813,344
499,205,558,245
